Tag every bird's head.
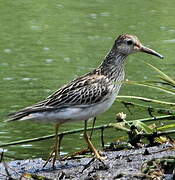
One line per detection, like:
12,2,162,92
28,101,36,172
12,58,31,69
114,34,164,59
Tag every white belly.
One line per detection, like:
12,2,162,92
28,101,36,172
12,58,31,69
21,93,117,123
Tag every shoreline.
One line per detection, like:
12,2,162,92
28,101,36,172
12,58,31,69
0,143,174,179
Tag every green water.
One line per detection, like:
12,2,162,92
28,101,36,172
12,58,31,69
0,0,175,160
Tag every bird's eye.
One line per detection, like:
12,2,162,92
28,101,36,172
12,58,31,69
126,40,133,45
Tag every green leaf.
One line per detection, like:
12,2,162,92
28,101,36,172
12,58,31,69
132,120,153,134
158,123,175,131
110,122,130,132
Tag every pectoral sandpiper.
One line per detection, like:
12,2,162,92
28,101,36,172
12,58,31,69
7,34,163,168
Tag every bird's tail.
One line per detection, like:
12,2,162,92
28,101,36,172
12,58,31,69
6,106,56,122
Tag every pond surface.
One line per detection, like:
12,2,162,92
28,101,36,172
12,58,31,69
0,0,175,160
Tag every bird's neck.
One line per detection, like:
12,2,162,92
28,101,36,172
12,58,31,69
93,46,127,82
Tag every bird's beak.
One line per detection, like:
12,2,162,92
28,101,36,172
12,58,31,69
140,45,164,59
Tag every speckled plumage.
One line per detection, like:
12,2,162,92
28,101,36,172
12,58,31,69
8,34,163,123
8,43,125,123
7,34,164,167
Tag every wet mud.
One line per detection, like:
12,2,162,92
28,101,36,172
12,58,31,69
0,143,174,179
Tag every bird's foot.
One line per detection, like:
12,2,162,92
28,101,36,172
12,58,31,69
43,146,61,168
62,148,90,160
94,150,106,161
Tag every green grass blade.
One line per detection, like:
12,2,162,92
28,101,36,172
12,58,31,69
157,123,175,131
146,63,175,86
117,95,175,106
124,81,175,95
116,99,175,115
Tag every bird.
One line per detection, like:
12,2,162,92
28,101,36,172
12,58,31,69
7,34,164,168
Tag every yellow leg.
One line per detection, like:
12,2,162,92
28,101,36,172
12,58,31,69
43,123,62,168
62,119,97,160
89,117,96,141
83,120,105,160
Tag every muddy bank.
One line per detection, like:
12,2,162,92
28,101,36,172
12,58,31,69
0,144,174,179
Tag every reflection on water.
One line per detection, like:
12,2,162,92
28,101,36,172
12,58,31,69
0,0,174,160
3,77,14,81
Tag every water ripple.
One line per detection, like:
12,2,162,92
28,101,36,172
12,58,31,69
0,62,9,66
64,57,71,62
45,59,54,63
3,77,14,81
163,39,175,43
4,49,12,53
43,47,50,51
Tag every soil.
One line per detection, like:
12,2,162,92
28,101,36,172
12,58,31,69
0,143,174,180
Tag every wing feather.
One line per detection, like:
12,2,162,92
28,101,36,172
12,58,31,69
8,74,111,121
